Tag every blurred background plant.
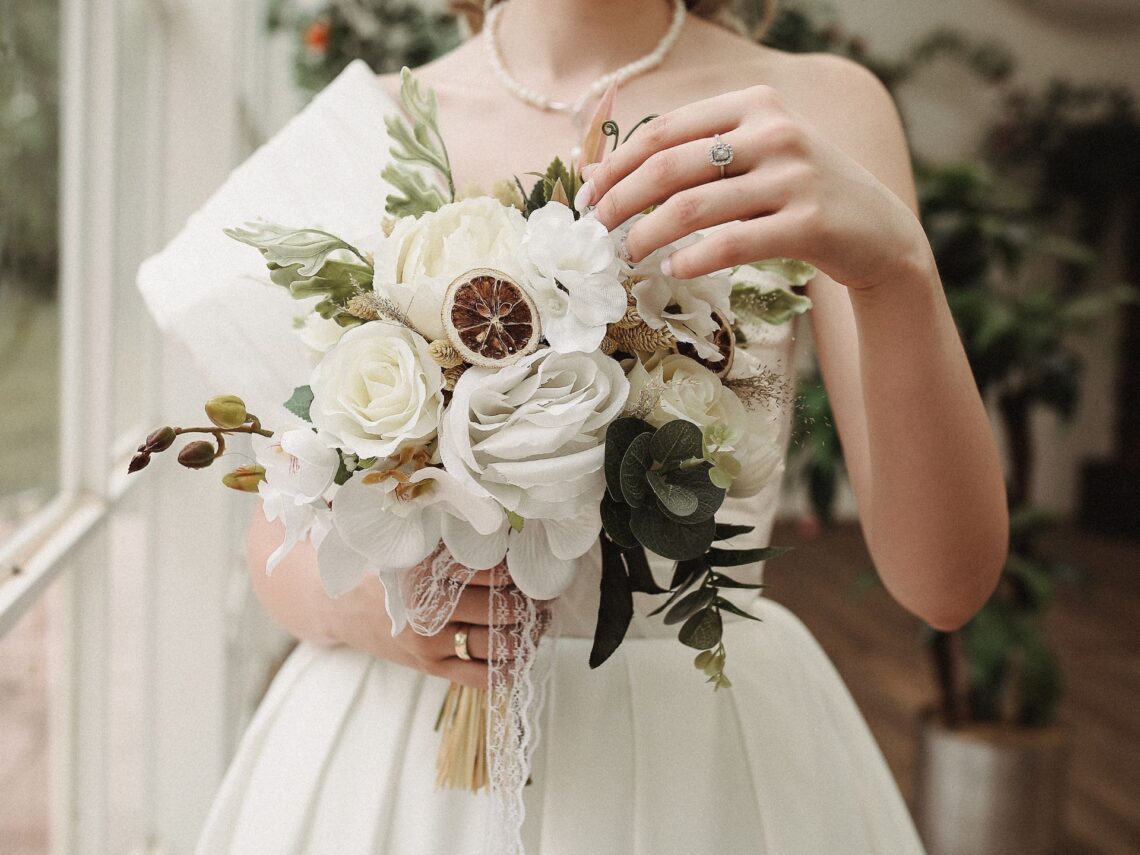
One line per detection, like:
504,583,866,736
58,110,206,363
266,0,460,93
0,0,60,294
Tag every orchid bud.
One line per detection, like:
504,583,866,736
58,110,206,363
223,465,266,493
205,395,248,429
128,452,152,474
142,426,176,453
177,440,217,469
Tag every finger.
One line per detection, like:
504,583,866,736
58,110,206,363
591,129,752,232
584,91,751,206
623,172,782,263
433,657,489,690
463,623,541,661
450,584,532,626
662,213,799,280
464,563,511,587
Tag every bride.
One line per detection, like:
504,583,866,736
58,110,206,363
163,0,1008,852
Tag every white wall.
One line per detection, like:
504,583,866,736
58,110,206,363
823,0,1140,514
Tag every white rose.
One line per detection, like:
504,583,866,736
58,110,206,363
372,197,527,341
728,408,785,498
309,322,443,459
439,348,629,599
519,202,627,353
625,353,747,441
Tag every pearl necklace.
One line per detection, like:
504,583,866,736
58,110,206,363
483,0,687,121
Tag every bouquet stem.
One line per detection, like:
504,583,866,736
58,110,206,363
435,681,489,791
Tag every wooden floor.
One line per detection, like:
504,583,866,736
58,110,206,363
767,520,1140,855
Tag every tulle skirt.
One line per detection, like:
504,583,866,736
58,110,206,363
196,596,926,854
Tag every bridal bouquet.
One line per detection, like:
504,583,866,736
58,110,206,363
130,68,811,845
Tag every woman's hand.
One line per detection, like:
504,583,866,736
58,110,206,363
578,84,931,291
247,508,533,690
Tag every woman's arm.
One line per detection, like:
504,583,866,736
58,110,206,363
796,57,1008,630
582,54,1008,631
247,504,506,687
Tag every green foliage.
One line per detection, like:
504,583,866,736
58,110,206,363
1,0,61,290
224,223,374,322
380,67,455,215
284,385,314,422
522,156,583,216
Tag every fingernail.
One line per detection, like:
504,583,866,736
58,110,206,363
573,180,594,213
581,162,600,180
620,236,632,263
660,254,674,277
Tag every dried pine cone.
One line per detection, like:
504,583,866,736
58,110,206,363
600,335,619,356
428,339,465,369
610,322,676,352
613,304,644,330
443,364,468,391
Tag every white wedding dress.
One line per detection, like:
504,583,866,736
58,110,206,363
139,59,926,855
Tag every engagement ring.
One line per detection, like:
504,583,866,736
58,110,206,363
708,133,734,179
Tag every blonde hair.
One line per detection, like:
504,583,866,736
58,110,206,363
450,0,779,41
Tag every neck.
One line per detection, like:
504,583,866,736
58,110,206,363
492,0,678,94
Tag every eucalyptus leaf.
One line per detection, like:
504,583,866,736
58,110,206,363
656,466,726,524
649,419,703,465
619,432,654,508
629,504,715,560
600,493,638,549
646,470,699,517
590,537,635,668
671,557,707,590
664,587,716,626
605,417,653,498
678,607,723,650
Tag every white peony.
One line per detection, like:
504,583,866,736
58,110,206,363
372,196,528,341
439,347,629,599
519,202,627,353
309,322,444,459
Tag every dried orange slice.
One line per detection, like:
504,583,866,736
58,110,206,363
442,268,542,367
676,311,735,378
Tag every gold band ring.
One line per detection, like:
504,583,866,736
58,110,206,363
453,624,473,661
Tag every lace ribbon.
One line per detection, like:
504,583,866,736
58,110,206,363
400,543,555,855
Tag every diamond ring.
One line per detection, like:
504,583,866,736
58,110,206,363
708,133,734,179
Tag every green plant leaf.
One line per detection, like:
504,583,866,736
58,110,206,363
629,504,715,560
600,493,638,549
649,419,703,465
590,536,634,668
619,432,654,508
655,465,726,524
705,546,791,566
224,223,371,276
605,417,653,498
714,523,754,541
671,557,707,590
711,575,764,590
284,386,314,422
678,607,723,650
664,587,716,625
715,598,763,622
624,545,667,595
646,470,699,517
